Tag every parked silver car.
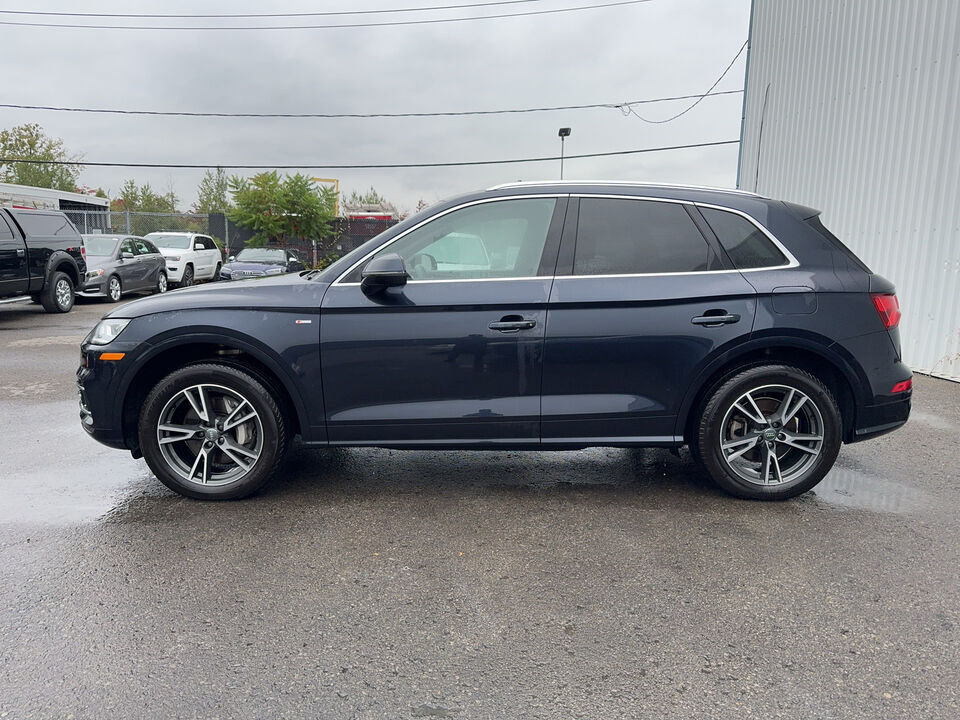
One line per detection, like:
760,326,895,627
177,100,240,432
79,235,168,302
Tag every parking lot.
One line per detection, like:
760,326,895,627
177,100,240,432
1,298,958,719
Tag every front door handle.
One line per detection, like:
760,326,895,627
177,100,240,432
489,315,537,332
691,313,741,327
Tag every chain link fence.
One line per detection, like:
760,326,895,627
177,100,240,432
64,209,399,266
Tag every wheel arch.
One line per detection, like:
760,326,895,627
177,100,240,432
676,336,867,445
46,251,81,288
117,331,307,455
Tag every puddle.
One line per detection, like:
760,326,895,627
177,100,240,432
0,400,151,525
810,466,930,514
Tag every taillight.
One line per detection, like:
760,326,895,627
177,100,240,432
80,245,87,261
891,379,912,393
871,293,901,329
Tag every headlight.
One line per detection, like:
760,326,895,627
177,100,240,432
167,255,181,262
265,267,284,275
87,318,131,346
85,269,104,280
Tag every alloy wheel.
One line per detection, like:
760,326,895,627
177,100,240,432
56,277,72,309
156,383,263,486
157,272,168,293
108,277,121,302
718,384,824,486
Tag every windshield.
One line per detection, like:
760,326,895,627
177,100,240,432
82,236,120,256
235,248,287,263
148,234,193,250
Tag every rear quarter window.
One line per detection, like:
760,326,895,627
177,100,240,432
698,207,788,270
13,212,78,238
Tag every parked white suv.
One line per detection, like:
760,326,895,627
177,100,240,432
144,232,222,287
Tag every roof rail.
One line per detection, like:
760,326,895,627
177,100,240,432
486,180,762,197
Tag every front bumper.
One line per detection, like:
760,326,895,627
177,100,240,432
163,264,184,282
78,280,108,298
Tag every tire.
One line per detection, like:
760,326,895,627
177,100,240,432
180,264,194,288
105,275,122,303
695,364,841,500
156,270,168,294
213,263,221,281
138,363,287,500
40,271,74,313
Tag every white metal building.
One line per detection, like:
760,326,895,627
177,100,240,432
737,0,960,380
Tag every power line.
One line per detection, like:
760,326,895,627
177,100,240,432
622,40,748,123
0,90,742,120
0,139,739,170
0,0,543,19
0,0,651,31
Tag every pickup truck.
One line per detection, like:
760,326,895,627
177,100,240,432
0,207,87,312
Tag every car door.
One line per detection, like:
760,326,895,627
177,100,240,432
135,238,163,288
0,212,29,297
320,195,567,444
201,236,219,277
115,238,143,290
541,196,758,443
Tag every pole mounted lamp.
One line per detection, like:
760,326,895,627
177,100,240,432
558,127,571,180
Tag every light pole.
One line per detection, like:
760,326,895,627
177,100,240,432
558,127,571,179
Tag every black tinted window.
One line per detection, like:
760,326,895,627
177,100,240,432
699,207,787,269
142,240,160,254
14,212,76,237
0,214,12,239
574,199,712,275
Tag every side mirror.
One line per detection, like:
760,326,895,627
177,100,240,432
121,251,135,260
227,255,235,262
361,253,408,296
194,242,204,250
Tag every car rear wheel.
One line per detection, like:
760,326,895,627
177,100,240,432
156,271,168,294
139,363,288,499
40,271,74,313
105,275,122,302
695,365,841,500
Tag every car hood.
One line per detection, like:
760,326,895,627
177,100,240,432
84,256,116,271
104,273,329,319
158,247,190,257
223,261,286,273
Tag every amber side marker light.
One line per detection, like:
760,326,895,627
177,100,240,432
891,379,912,394
100,352,126,361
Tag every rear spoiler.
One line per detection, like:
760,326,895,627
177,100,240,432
782,200,821,221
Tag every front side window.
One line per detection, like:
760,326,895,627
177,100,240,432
699,207,787,269
573,198,715,275
133,239,152,255
120,239,137,256
352,198,557,282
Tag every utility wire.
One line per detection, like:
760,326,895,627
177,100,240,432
0,90,742,120
0,0,543,19
0,139,739,170
0,0,650,31
622,40,748,123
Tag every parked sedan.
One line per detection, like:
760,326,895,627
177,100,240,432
79,235,168,302
78,182,911,501
219,247,306,280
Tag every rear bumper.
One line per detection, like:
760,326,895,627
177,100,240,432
850,393,911,442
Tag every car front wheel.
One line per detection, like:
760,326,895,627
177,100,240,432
138,363,288,499
106,275,122,302
180,265,194,287
695,364,841,500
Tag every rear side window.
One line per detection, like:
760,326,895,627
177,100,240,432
804,215,871,273
574,198,714,275
0,213,13,239
699,207,787,269
14,212,76,237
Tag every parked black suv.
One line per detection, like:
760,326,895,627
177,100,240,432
78,182,911,501
0,207,86,312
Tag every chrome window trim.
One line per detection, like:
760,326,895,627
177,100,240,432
332,194,566,286
332,193,798,287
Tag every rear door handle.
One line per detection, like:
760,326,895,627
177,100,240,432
489,316,537,332
691,313,741,326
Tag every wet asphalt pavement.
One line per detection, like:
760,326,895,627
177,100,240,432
1,297,958,719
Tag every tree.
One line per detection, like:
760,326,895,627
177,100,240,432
228,172,336,256
193,167,231,214
111,179,178,213
343,185,399,215
0,123,81,191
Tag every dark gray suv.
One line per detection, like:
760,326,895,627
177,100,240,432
78,182,911,501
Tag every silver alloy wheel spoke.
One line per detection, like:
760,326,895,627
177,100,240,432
778,430,822,455
223,400,254,431
733,399,766,425
158,423,202,445
721,433,761,462
220,438,257,470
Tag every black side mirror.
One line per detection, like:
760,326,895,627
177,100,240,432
361,253,408,296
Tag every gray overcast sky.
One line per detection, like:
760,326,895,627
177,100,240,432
0,0,750,213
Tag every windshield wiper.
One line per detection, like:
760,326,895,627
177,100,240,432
301,269,323,280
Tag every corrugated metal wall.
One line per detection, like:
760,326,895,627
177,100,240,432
738,0,960,380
